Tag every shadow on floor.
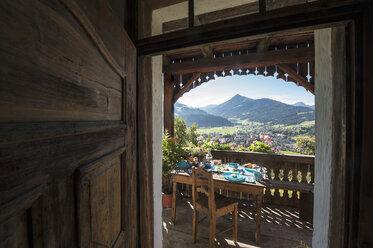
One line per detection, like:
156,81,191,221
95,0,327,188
163,198,312,248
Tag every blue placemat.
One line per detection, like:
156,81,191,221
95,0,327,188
223,172,245,182
243,168,262,181
176,161,191,169
228,163,239,168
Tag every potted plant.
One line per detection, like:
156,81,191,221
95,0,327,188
296,241,311,248
162,130,185,208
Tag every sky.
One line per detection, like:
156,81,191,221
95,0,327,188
177,74,315,108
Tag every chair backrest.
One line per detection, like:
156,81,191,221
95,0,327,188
192,167,216,212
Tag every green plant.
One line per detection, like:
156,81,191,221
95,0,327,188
203,141,231,151
162,131,186,193
248,141,274,153
187,123,199,146
162,131,185,176
174,115,188,146
297,240,311,248
295,136,315,155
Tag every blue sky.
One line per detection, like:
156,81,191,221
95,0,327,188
177,74,315,108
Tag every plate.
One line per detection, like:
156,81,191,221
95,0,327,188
223,172,245,182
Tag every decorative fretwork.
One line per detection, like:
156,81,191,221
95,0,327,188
168,38,315,102
172,59,314,102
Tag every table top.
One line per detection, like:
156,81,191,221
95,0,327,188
170,169,266,189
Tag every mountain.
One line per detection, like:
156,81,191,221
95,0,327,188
174,102,233,127
205,94,314,125
293,102,315,110
200,104,218,112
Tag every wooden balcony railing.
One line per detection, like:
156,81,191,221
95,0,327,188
211,150,314,222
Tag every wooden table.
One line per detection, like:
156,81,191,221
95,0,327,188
170,170,265,244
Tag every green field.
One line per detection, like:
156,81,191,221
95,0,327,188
272,120,315,129
198,126,239,135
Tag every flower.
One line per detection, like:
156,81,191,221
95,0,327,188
253,140,258,144
274,147,280,153
230,142,236,147
231,146,235,150
260,135,264,139
215,137,219,141
221,139,226,144
264,135,270,141
196,136,204,141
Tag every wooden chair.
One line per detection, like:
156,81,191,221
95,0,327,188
192,167,238,247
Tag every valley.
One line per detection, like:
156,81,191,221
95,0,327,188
175,94,315,153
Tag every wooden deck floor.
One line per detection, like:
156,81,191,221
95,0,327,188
163,198,312,248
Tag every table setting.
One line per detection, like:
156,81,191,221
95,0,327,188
175,159,267,184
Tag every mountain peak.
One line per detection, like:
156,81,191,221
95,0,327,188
232,94,245,99
293,101,306,106
292,102,314,109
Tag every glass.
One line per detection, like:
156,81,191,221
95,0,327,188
138,0,189,38
194,0,259,26
265,0,315,11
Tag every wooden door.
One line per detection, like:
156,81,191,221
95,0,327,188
0,0,137,247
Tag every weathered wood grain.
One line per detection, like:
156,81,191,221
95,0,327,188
163,47,314,74
0,126,126,205
76,148,124,247
0,0,122,121
328,26,347,248
60,0,126,78
137,55,154,248
123,22,138,248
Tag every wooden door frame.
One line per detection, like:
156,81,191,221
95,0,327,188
135,1,370,247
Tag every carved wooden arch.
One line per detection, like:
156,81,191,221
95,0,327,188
171,61,314,103
163,31,315,103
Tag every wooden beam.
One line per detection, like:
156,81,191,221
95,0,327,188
259,0,266,15
162,2,259,34
174,73,201,102
137,1,364,55
164,74,175,136
277,64,314,94
188,0,194,28
164,47,314,74
256,37,272,53
201,46,213,58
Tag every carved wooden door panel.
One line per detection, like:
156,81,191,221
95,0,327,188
0,0,137,247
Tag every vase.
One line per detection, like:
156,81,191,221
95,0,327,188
162,193,172,208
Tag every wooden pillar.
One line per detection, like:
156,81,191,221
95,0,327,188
138,56,154,248
164,73,174,136
358,4,373,246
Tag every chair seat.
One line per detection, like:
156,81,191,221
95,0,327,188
195,196,238,217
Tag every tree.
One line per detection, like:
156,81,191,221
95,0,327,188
187,123,199,146
174,115,187,146
295,136,315,155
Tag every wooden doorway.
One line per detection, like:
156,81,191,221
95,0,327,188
138,22,359,248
